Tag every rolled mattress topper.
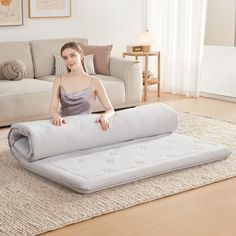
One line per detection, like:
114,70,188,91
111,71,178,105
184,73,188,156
8,103,178,161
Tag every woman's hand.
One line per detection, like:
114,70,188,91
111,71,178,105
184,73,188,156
96,115,110,131
51,114,66,126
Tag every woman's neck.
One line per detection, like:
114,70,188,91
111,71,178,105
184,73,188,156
69,67,87,77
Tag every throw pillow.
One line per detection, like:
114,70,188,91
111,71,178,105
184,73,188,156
54,54,68,76
83,54,96,75
54,54,96,76
80,44,113,76
1,60,26,81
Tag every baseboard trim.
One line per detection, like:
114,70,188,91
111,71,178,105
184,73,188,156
200,92,236,103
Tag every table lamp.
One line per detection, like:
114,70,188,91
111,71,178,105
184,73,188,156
138,30,155,52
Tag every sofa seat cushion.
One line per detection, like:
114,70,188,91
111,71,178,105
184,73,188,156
37,74,126,111
0,74,125,126
94,74,125,110
0,79,52,126
37,75,55,82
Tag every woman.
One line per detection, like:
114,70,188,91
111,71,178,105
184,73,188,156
49,42,115,131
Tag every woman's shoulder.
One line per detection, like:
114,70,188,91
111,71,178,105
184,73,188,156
88,75,100,84
90,76,103,88
53,75,67,88
90,77,106,92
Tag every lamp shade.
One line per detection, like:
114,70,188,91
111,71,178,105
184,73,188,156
138,30,156,46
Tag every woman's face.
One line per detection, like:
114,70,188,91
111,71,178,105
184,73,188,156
61,48,82,71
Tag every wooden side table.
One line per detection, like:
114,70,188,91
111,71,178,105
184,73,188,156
122,51,160,100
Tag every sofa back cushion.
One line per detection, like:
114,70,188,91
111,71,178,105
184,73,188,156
0,42,34,79
31,38,88,78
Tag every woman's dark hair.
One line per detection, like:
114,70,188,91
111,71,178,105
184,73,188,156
60,42,86,72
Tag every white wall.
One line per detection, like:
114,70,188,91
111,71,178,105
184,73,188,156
199,46,236,101
0,0,145,56
205,0,236,46
77,0,146,56
202,0,236,101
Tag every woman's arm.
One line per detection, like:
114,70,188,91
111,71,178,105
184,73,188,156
49,77,66,126
94,78,115,130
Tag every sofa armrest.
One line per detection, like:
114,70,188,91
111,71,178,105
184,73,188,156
110,57,142,103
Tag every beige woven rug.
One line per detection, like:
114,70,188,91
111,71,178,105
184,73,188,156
0,113,236,236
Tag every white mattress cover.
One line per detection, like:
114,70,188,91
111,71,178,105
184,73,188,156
8,103,178,161
12,133,230,194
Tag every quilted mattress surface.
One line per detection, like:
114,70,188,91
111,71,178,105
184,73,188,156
8,103,230,193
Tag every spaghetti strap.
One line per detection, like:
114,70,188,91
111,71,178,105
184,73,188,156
90,77,94,87
90,77,95,90
59,75,62,86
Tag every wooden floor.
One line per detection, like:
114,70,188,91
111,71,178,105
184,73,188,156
3,91,236,236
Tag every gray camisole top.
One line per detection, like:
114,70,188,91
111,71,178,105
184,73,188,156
59,77,95,117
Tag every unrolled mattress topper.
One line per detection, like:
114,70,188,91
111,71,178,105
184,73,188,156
8,104,230,194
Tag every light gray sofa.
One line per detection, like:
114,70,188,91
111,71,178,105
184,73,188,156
0,37,142,127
